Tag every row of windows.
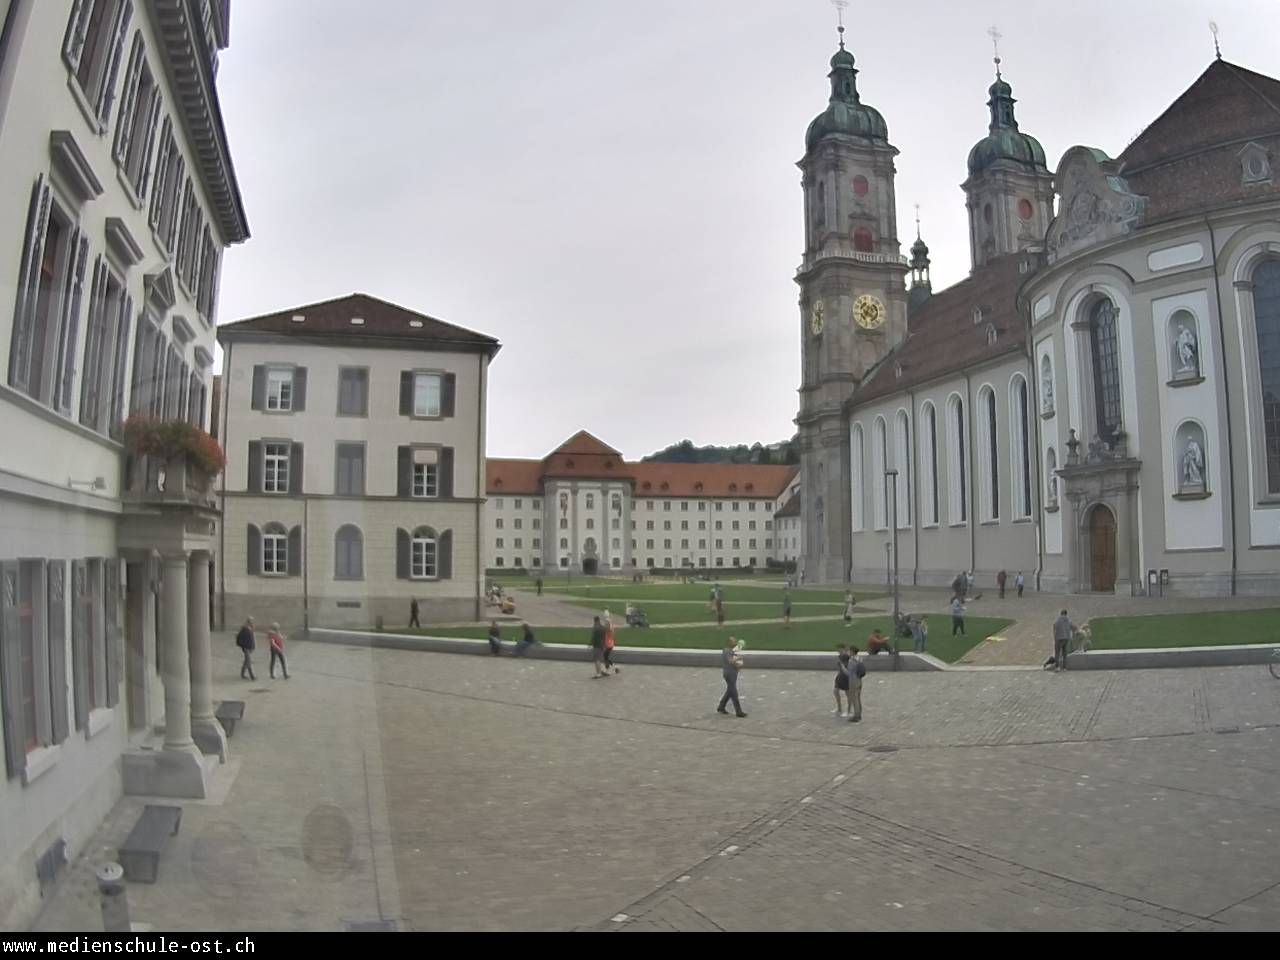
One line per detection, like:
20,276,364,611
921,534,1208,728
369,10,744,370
491,497,776,513
0,558,122,778
244,442,455,498
249,366,456,420
500,517,775,532
493,556,766,570
496,538,775,551
244,524,454,582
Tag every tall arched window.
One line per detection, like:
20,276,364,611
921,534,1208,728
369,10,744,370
978,386,999,521
1010,375,1032,518
947,395,967,523
895,409,911,527
262,522,288,575
850,423,865,531
411,526,438,579
334,524,363,580
814,181,826,228
1253,260,1280,493
921,402,939,524
1090,298,1123,442
872,417,887,529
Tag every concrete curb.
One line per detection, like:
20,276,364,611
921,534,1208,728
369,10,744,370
307,628,947,672
1065,643,1280,670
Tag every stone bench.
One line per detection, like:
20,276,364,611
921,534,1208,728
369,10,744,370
215,700,245,737
119,804,182,884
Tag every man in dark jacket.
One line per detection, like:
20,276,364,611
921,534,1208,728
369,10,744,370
590,616,608,677
409,598,421,629
236,617,256,680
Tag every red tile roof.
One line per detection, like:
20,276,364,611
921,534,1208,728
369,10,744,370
217,293,500,353
551,431,622,457
856,254,1029,404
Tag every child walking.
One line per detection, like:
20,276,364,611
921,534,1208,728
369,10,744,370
268,622,290,679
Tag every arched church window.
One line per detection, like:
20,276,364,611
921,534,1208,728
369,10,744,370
852,175,869,197
872,417,887,528
979,386,1000,521
895,410,911,527
850,423,864,531
853,228,874,253
1252,259,1280,492
1089,298,1123,443
922,402,939,525
948,395,967,523
1011,376,1032,518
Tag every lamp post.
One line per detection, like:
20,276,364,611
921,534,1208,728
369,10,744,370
885,469,901,630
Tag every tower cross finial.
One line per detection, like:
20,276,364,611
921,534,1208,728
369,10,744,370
915,203,922,240
1210,21,1222,60
831,0,849,50
988,25,1003,77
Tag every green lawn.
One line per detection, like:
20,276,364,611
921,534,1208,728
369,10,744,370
415,616,1011,664
536,582,883,603
562,598,846,625
1087,608,1280,650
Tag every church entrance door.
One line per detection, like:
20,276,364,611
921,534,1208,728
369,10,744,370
1088,504,1117,592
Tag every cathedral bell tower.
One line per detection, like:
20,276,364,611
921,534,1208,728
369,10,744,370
795,25,908,584
962,44,1054,271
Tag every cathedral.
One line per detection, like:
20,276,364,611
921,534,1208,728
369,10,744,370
796,31,1280,597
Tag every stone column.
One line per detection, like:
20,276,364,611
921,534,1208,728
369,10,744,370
188,551,226,761
160,552,196,752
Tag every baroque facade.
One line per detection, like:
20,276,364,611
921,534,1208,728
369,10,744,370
797,38,1280,597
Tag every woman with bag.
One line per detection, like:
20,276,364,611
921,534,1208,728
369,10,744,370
603,615,619,674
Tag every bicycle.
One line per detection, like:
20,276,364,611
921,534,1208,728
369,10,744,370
1270,647,1280,680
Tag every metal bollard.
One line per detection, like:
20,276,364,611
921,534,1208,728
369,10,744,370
96,862,131,933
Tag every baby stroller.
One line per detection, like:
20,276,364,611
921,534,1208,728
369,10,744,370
625,608,650,628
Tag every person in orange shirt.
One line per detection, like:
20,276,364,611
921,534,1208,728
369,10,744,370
268,622,290,679
603,615,619,674
866,628,893,656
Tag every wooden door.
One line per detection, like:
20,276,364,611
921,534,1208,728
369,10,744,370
1089,506,1117,592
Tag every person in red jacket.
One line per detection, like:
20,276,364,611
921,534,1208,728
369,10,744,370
603,615,619,674
268,622,290,679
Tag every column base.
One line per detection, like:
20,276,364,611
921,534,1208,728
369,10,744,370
122,744,212,799
191,716,228,763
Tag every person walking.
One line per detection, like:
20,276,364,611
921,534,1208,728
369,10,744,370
715,596,726,628
516,622,537,657
1053,609,1077,672
236,617,256,680
590,616,608,678
487,620,503,656
846,646,866,723
717,635,747,717
966,570,977,599
782,587,793,629
951,571,967,601
409,598,421,629
951,596,966,636
833,645,851,717
997,570,1007,599
267,622,290,679
912,615,929,653
603,615,619,674
535,577,543,596
843,590,856,627
1015,571,1025,598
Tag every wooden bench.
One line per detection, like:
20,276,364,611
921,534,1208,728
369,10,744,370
119,804,182,884
215,700,245,737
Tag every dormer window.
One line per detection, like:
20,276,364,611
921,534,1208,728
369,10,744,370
1240,142,1273,185
350,317,365,326
973,306,985,325
986,323,998,346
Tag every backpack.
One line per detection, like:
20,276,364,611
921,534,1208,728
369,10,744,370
854,659,866,679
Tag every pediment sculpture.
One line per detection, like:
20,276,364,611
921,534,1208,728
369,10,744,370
1046,146,1146,262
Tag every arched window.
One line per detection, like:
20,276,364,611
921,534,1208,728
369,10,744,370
850,423,865,531
411,526,438,579
262,522,288,575
1011,376,1032,518
814,181,826,227
872,417,887,528
978,386,999,521
853,228,874,253
921,402,939,524
1089,298,1123,442
947,395,967,523
895,409,911,527
334,525,363,580
1252,260,1280,492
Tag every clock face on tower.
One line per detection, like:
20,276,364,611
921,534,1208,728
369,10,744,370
810,301,825,336
853,294,887,330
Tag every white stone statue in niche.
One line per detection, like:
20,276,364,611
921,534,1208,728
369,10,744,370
1048,475,1059,503
1182,438,1205,488
1041,367,1054,412
1174,324,1199,377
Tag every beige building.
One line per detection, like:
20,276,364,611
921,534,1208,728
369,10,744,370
485,433,798,573
0,0,248,929
796,35,1280,597
216,293,499,628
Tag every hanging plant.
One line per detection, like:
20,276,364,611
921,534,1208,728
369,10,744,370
123,416,227,477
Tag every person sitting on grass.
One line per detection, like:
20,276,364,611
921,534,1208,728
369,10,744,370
515,622,537,657
866,628,894,656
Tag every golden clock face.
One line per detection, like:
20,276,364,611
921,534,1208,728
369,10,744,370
810,301,825,336
854,294,887,330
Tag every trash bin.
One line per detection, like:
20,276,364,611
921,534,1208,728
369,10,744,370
96,862,130,933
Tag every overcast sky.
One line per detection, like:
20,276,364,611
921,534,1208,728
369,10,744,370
212,0,1280,461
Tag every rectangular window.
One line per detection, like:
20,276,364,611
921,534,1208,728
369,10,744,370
532,539,540,548
664,539,672,549
514,538,522,548
586,518,595,530
663,520,671,530
732,521,740,530
732,502,740,512
114,34,160,198
412,462,439,498
495,538,504,549
514,519,522,529
533,500,541,509
699,557,707,567
266,368,293,411
514,557,524,567
338,367,368,416
495,519,504,530
586,494,595,509
715,502,723,512
612,538,620,548
733,539,740,548
560,538,569,549
646,520,654,530
699,539,706,548
410,537,437,579
263,531,288,575
749,502,757,511
514,499,523,509
764,520,772,530
663,502,671,512
716,558,724,567
264,443,290,493
681,539,689,548
699,520,706,530
560,518,568,530
64,0,130,123
646,500,654,509
495,498,504,509
79,261,126,432
715,521,723,530
715,539,723,548
646,539,654,549
749,539,757,548
532,519,540,530
765,502,773,512
612,518,620,529
335,443,365,496
681,520,689,530
413,372,442,417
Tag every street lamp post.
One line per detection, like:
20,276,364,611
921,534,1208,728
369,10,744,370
885,469,901,630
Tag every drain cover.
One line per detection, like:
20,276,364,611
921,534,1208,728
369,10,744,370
346,920,398,932
867,745,899,754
